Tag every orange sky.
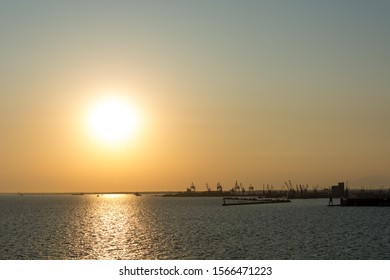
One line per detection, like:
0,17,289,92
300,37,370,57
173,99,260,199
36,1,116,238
1,1,390,192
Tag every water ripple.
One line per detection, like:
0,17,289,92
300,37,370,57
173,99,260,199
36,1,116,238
1,195,389,259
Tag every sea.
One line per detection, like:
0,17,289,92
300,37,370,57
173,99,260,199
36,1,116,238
1,194,389,260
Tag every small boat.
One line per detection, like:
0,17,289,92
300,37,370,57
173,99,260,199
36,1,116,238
134,192,142,196
222,197,291,206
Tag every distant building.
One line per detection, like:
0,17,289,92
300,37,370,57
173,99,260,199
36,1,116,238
331,182,345,197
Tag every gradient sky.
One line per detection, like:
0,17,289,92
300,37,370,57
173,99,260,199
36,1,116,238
1,0,389,192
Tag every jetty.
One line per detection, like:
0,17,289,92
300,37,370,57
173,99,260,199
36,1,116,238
222,197,291,206
328,182,390,207
339,197,390,206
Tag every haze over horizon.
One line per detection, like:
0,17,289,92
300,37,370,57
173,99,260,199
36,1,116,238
1,1,389,193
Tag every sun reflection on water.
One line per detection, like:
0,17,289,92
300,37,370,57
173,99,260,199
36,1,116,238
99,193,125,199
79,194,151,259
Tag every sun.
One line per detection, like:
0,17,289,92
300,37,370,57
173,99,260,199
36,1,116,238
86,96,139,146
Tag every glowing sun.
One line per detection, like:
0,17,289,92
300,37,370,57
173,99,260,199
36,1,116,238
86,96,139,145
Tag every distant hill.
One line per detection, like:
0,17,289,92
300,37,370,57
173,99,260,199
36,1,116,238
348,175,390,188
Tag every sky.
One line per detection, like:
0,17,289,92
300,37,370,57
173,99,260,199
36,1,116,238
1,0,389,193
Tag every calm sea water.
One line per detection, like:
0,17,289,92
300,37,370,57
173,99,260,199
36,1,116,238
0,194,389,260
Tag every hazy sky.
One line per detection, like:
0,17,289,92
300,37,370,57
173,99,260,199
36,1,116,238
1,1,389,192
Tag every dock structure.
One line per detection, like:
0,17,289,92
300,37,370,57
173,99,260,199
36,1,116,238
327,181,390,206
222,197,291,206
340,197,390,206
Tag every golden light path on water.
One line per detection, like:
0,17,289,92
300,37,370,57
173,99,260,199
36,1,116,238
75,194,180,260
84,194,149,259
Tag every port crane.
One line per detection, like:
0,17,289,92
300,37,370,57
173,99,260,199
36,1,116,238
216,182,223,192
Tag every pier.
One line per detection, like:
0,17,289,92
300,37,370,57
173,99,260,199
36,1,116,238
222,197,291,206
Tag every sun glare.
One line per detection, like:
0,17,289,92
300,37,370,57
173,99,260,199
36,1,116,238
87,96,139,146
